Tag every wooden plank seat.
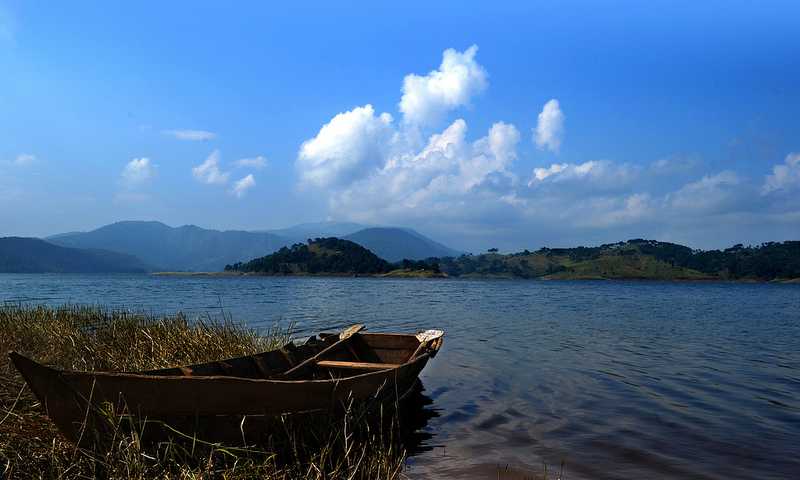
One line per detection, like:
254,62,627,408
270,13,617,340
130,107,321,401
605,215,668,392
317,360,400,371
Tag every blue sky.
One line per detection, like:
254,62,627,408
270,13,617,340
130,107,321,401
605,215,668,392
1,1,798,251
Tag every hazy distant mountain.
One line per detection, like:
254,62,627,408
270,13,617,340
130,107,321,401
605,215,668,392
343,227,461,262
265,221,367,243
0,237,149,273
48,221,288,271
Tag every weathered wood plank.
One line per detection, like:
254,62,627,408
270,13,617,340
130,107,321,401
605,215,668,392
317,360,400,371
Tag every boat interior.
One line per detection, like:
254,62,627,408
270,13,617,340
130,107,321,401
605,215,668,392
141,330,441,380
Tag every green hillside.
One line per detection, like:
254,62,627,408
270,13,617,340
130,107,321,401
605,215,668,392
225,238,393,275
436,240,800,281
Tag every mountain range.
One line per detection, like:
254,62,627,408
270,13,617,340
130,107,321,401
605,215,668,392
3,225,797,281
32,220,460,272
48,221,287,272
263,222,461,261
0,237,149,273
343,227,460,262
263,222,368,243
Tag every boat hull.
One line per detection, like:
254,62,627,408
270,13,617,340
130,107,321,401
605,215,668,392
9,329,442,446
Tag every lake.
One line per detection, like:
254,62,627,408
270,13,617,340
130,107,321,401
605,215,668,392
2,274,799,479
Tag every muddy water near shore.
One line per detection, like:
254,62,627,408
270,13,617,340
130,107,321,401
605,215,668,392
2,274,799,479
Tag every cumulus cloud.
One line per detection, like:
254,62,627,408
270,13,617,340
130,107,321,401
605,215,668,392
235,156,267,169
163,129,217,141
763,152,800,194
534,99,564,153
121,157,154,186
667,171,742,213
297,104,395,188
530,163,567,181
399,45,488,126
528,160,636,192
192,150,230,184
231,174,256,198
328,119,521,225
294,46,799,251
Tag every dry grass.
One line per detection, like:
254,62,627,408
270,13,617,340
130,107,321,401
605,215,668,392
0,305,406,479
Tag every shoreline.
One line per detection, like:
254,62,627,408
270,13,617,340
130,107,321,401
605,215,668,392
149,271,800,283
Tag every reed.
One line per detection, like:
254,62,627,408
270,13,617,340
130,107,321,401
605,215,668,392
0,304,406,479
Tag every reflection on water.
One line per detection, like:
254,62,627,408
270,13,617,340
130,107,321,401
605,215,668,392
1,274,799,479
397,381,440,456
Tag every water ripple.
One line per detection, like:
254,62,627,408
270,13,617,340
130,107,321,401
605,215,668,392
1,274,799,479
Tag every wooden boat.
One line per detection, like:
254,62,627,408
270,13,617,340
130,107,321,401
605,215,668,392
9,324,443,446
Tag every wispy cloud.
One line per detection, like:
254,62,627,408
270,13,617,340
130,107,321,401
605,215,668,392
13,153,36,166
231,174,256,198
162,129,217,141
235,156,267,169
192,149,230,184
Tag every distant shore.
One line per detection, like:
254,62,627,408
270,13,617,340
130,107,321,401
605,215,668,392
151,271,246,277
152,269,447,279
150,271,799,283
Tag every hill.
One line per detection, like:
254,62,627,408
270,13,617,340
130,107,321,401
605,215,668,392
343,227,461,262
435,239,800,281
226,238,392,275
48,221,288,272
0,237,149,273
264,223,459,261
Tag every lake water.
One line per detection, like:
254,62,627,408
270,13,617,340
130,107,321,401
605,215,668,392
2,274,799,479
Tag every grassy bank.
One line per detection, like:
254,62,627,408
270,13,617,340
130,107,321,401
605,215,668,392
0,305,406,479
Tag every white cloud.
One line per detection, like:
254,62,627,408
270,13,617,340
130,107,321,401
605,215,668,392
294,46,799,251
235,156,267,169
121,157,154,186
327,119,521,224
399,45,488,126
192,150,230,184
763,152,800,194
577,194,655,228
231,174,256,198
297,104,395,188
13,153,36,166
530,163,567,182
650,154,699,174
528,160,635,190
667,171,741,212
162,129,217,141
534,99,564,153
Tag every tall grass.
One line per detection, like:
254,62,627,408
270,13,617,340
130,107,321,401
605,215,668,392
0,305,406,479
